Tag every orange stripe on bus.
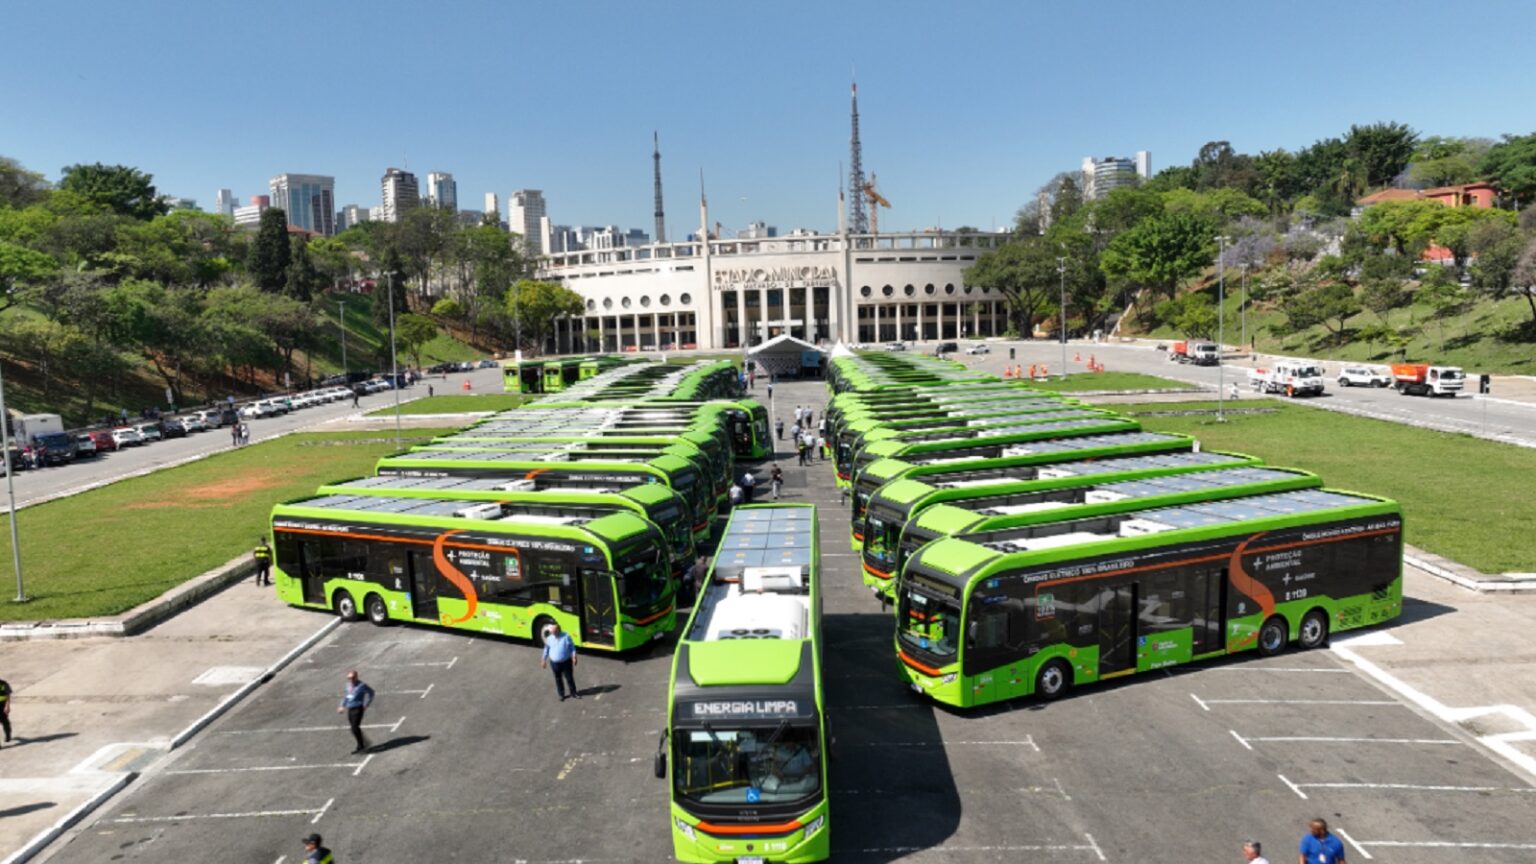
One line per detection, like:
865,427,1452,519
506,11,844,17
694,819,803,837
431,530,480,625
899,650,943,677
862,561,893,581
632,604,674,626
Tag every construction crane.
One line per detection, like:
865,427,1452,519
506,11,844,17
863,173,891,235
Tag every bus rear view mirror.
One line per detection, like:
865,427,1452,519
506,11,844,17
654,730,668,779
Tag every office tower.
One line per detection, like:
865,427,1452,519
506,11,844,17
425,171,457,210
484,191,499,216
509,189,547,254
380,168,420,222
1081,155,1143,201
338,204,370,231
269,174,336,235
215,188,235,217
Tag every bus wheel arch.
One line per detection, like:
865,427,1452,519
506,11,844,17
333,590,360,622
364,593,390,626
531,614,555,645
1257,615,1289,656
1298,608,1330,649
1035,658,1073,701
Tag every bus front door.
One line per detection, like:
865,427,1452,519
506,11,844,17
297,540,326,606
1097,584,1137,677
407,550,438,620
579,569,617,648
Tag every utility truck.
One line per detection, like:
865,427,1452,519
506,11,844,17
1391,363,1464,397
1249,362,1326,397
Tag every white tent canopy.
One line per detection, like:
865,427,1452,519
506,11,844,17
748,334,826,379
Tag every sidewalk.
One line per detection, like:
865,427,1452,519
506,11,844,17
0,581,332,861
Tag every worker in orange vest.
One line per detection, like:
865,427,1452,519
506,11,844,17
1028,364,1037,380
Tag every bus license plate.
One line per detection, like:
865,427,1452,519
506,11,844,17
737,858,765,864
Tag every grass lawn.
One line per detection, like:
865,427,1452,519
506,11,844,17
1028,371,1191,393
367,394,526,416
0,428,457,622
1118,400,1534,574
308,291,487,375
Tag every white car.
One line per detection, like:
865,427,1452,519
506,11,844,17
964,343,990,355
883,342,907,352
1337,365,1391,388
111,427,144,448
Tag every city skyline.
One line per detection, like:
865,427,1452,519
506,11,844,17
4,0,1535,236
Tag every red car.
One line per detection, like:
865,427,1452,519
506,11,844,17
89,430,119,452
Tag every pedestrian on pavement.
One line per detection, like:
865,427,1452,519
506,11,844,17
802,432,816,465
541,622,579,700
817,434,828,461
351,389,360,408
766,381,773,400
796,435,808,466
741,470,757,503
301,833,334,864
253,537,273,587
770,464,784,499
748,370,755,390
239,422,251,446
790,422,801,443
793,405,803,424
230,421,240,447
0,677,12,745
687,554,710,605
804,408,813,427
729,482,744,507
336,670,374,754
1298,818,1345,864
775,417,784,440
1242,839,1269,864
1230,381,1241,400
428,384,435,398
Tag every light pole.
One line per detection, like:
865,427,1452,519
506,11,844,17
1056,256,1068,380
386,273,402,447
1216,235,1231,422
337,298,348,375
1239,263,1249,357
0,358,25,603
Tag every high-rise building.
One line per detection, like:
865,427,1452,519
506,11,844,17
425,171,458,210
1135,150,1152,180
484,191,500,216
1081,153,1147,201
368,205,385,222
269,174,336,235
215,189,235,217
509,189,547,254
159,195,199,212
338,204,370,231
380,168,420,223
232,195,270,228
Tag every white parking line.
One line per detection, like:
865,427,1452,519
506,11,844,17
167,762,366,775
380,684,434,698
111,806,326,824
311,797,333,824
1229,729,1253,750
1354,840,1536,851
1276,773,1308,799
220,716,406,735
352,753,374,776
838,834,1105,858
1246,735,1461,745
380,657,458,669
1194,695,1399,710
1335,827,1372,860
865,738,1040,751
1204,666,1349,673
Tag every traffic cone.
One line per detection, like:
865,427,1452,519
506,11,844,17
1074,352,1081,362
462,379,472,391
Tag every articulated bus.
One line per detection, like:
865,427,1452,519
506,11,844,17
316,474,697,576
270,495,676,651
863,464,1320,599
895,489,1403,708
376,450,715,543
658,504,828,863
849,431,1196,544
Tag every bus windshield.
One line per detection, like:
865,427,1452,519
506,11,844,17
616,540,669,610
675,725,821,805
649,502,692,556
864,508,901,569
898,584,962,662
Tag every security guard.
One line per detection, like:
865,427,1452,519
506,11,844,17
301,833,334,863
253,537,273,587
0,677,12,744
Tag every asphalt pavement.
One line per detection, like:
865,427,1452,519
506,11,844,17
28,377,1536,863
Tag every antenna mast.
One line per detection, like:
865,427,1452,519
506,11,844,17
848,80,868,234
653,131,666,244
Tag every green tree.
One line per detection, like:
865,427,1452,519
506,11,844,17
396,312,439,370
58,163,168,220
1191,141,1261,196
285,235,322,301
105,279,208,404
1358,252,1413,323
1408,136,1491,187
1418,267,1467,347
0,241,59,312
1049,175,1083,226
1466,219,1525,299
1254,149,1304,213
0,156,50,208
248,208,292,292
1280,281,1360,340
507,280,583,354
1479,132,1536,208
963,239,1061,338
1157,292,1217,339
1100,210,1217,305
1344,122,1419,188
1510,237,1536,325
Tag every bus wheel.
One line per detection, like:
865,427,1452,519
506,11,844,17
1298,609,1330,649
532,615,555,646
365,594,390,626
1035,659,1072,701
1257,616,1288,656
334,592,360,622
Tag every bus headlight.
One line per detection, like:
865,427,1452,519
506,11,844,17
675,817,696,841
941,673,956,685
623,622,637,632
803,814,825,836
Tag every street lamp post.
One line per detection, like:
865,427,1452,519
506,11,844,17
0,358,25,603
338,298,348,375
386,273,402,447
1056,256,1068,380
1216,236,1231,422
1239,263,1249,356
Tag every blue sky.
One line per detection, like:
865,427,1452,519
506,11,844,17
4,0,1533,237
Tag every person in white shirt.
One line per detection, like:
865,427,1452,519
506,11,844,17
1242,839,1269,864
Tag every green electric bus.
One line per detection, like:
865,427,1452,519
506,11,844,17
315,474,697,578
508,400,771,461
375,450,715,543
896,488,1403,708
270,495,676,651
863,465,1321,599
658,504,827,863
834,401,1095,483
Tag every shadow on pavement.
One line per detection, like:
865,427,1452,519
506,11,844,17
369,734,431,754
0,801,55,819
7,732,78,746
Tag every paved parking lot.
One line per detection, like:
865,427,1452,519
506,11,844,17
39,378,1536,862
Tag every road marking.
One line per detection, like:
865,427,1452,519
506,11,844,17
865,738,1040,751
380,658,457,668
111,806,327,824
312,797,333,824
1204,666,1349,673
380,684,434,699
1354,840,1536,851
167,762,367,775
837,836,1105,857
1277,773,1308,799
391,715,406,732
1245,735,1460,745
220,718,405,735
1190,693,1210,711
555,756,582,780
1197,696,1399,708
273,857,286,864
1335,827,1373,860
352,753,374,776
1084,832,1107,862
1229,729,1253,751
1293,781,1536,794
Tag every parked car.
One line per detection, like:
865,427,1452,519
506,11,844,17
159,418,188,438
34,431,77,465
935,341,959,355
1337,365,1392,388
89,430,118,452
964,343,990,355
428,362,456,374
883,341,907,352
135,423,164,443
74,434,99,458
476,359,499,369
111,427,144,448
181,414,207,433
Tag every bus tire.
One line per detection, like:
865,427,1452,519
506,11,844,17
365,594,390,626
1035,659,1073,701
531,615,555,646
1257,616,1288,656
1298,609,1330,649
334,591,360,622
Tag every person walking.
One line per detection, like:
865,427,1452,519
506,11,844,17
766,381,773,400
770,464,784,499
351,388,360,408
802,431,816,466
793,405,803,425
817,433,828,461
804,408,814,428
775,417,784,440
1298,818,1346,864
428,384,435,398
336,670,374,754
301,833,335,864
239,422,252,446
741,470,757,503
790,422,801,444
0,677,12,745
729,481,744,507
541,622,579,700
230,420,241,447
1243,839,1269,864
796,434,809,466
252,537,273,587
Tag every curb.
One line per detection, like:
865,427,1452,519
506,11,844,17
1405,549,1536,594
0,772,135,864
0,556,256,641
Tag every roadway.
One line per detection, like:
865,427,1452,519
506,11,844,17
953,339,1536,449
3,367,507,510
37,377,1536,863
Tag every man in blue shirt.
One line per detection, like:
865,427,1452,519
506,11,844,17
541,622,579,700
1298,818,1346,864
336,670,375,753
